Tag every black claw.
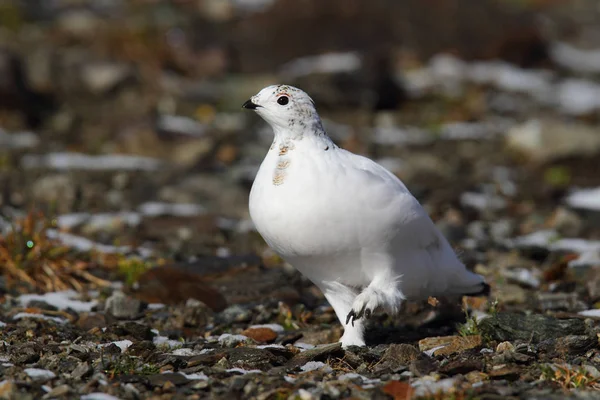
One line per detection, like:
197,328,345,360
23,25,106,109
346,311,355,326
356,309,364,320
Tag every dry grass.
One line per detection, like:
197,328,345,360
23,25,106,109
0,211,110,293
540,364,600,390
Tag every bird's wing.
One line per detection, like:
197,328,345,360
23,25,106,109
341,151,483,295
341,151,434,247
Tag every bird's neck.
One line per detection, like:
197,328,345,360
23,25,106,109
271,116,334,150
267,117,335,187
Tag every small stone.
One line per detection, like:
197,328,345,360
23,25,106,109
148,373,190,387
127,341,156,357
556,335,596,356
295,329,339,345
123,383,140,397
187,352,227,368
300,361,332,373
182,299,212,328
103,343,122,355
410,357,438,377
57,9,101,37
105,291,142,320
297,388,314,400
81,62,132,95
31,174,75,214
226,347,287,370
412,376,461,398
439,359,484,376
71,362,92,380
216,357,230,369
548,207,583,237
502,268,540,289
465,371,488,383
0,380,16,398
24,368,56,382
69,344,89,354
506,119,600,163
418,335,482,356
385,344,422,365
220,305,252,324
42,384,71,399
76,313,107,331
496,342,515,353
285,343,344,369
374,344,422,373
162,380,176,391
536,292,586,312
25,300,58,312
488,365,522,380
218,334,250,347
241,327,278,344
12,344,40,364
495,284,527,304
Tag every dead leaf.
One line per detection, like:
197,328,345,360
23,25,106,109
428,296,440,307
383,380,414,400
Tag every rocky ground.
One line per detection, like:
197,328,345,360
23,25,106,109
2,0,600,399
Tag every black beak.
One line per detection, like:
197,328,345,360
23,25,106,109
242,99,260,110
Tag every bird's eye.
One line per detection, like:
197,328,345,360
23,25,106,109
277,96,289,106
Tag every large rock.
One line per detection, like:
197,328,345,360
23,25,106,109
479,313,587,342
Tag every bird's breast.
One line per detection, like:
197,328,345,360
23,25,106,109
249,149,358,258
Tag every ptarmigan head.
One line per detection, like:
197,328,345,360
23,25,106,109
242,85,320,134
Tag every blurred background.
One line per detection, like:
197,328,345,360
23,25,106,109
1,0,600,311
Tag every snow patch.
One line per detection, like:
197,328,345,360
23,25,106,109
138,202,205,217
0,129,40,149
565,187,600,211
300,361,332,373
46,229,131,254
153,336,182,349
179,372,209,380
13,313,67,324
171,348,198,356
18,290,97,312
226,368,262,375
551,42,600,74
81,394,121,400
101,340,133,353
56,212,141,230
249,324,285,333
21,152,162,171
578,309,600,318
218,334,249,346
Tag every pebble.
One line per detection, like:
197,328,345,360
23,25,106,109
104,291,142,320
418,335,482,357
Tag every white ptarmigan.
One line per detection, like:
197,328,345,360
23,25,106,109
244,84,489,347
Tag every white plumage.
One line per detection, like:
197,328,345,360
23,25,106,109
244,85,488,347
